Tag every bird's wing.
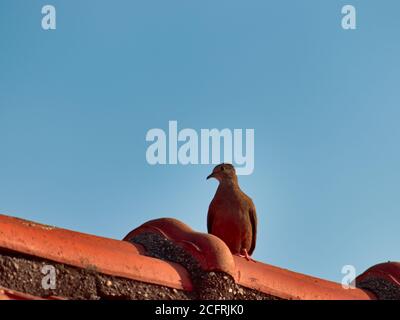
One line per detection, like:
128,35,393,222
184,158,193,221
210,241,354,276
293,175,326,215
248,205,258,255
207,200,216,234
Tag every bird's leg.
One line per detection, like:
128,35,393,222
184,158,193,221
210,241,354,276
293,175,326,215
238,249,256,262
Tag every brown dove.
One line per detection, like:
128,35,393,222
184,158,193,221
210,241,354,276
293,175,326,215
207,163,257,260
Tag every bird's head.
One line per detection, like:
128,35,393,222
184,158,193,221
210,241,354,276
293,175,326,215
207,163,237,183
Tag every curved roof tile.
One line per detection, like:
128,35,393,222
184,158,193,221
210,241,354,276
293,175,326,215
0,214,192,291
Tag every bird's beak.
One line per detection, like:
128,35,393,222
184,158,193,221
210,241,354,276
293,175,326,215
206,173,214,180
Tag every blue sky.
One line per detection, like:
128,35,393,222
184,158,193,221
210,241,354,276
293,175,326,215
0,1,399,283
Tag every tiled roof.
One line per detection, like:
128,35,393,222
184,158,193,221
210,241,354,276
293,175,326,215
0,214,398,300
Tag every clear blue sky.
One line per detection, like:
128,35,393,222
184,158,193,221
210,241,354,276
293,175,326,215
1,1,399,283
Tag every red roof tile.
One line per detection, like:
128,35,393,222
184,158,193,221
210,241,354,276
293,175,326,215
0,287,64,300
123,218,236,277
357,262,400,286
234,257,374,300
0,214,192,291
126,218,376,300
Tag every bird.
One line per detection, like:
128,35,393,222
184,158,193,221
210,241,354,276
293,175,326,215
206,163,257,261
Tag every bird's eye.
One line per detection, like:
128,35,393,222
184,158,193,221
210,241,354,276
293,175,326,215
221,166,224,171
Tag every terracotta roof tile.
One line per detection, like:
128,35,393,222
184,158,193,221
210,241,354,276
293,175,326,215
0,214,192,291
125,218,376,300
123,218,236,276
357,262,400,285
0,287,64,300
234,257,373,300
356,262,400,300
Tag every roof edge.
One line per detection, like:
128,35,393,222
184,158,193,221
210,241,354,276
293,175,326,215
0,214,193,291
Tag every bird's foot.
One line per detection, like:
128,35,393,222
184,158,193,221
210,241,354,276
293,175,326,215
237,250,256,263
